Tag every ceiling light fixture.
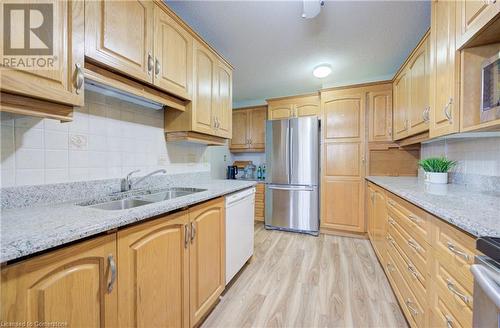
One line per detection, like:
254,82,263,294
313,64,332,78
302,0,325,19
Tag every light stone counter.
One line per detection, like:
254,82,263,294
366,176,500,238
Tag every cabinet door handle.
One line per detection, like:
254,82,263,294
407,264,418,279
446,279,470,303
386,262,396,272
107,254,116,293
405,299,419,316
74,63,84,95
407,239,420,252
447,242,470,260
190,222,196,243
408,215,420,223
388,200,396,206
147,52,154,75
184,224,190,249
443,97,453,122
445,315,454,328
423,106,430,122
388,218,396,226
155,58,161,77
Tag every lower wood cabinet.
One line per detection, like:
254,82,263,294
1,198,226,328
367,182,477,328
1,234,118,327
118,211,190,328
188,198,226,326
255,183,265,221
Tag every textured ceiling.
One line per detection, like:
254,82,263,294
166,0,431,107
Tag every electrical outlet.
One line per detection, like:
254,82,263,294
69,134,88,150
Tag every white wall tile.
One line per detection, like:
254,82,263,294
15,127,43,149
16,169,44,186
45,168,69,184
45,150,68,169
45,130,68,150
16,149,43,169
1,169,16,187
69,150,89,168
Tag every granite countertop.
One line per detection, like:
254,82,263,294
1,179,256,263
366,176,500,238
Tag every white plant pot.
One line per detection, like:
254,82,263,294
424,172,448,184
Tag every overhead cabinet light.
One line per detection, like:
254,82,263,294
313,64,332,78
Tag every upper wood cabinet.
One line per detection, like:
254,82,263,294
368,85,393,142
154,4,193,100
118,211,190,328
214,60,233,138
267,93,320,120
456,0,500,49
1,0,85,111
393,32,430,141
230,106,267,152
85,0,155,84
189,198,225,327
1,234,117,326
430,0,460,138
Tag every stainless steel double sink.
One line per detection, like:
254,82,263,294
80,187,206,210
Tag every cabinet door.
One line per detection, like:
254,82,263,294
1,235,117,326
321,90,365,233
430,0,460,138
295,95,320,117
192,41,216,135
456,0,500,49
373,189,387,263
153,5,192,100
215,60,233,138
368,90,393,142
268,104,293,120
118,212,190,328
229,110,249,150
189,198,225,326
393,70,409,140
248,107,267,150
1,0,84,106
408,38,430,136
85,0,154,84
367,185,376,241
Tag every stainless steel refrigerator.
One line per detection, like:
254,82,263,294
265,116,319,235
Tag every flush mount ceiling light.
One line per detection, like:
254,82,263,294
313,64,332,78
302,0,325,19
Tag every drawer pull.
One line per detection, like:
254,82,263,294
446,279,470,304
388,218,396,226
184,224,189,249
408,215,420,223
388,200,396,206
387,262,396,272
407,264,418,279
386,235,395,246
407,239,420,252
405,299,419,316
447,242,470,261
445,315,454,328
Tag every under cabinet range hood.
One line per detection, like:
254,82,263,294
84,80,164,110
83,63,187,112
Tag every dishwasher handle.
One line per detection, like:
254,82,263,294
471,263,500,309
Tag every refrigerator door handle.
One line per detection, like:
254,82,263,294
267,185,315,192
289,123,293,183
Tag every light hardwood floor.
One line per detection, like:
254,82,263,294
202,224,408,328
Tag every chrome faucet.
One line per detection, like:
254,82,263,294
121,169,167,192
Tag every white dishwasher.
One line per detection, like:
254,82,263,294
225,187,256,285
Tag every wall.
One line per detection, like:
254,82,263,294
0,91,210,187
421,136,500,176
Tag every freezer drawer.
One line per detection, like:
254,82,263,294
265,184,319,234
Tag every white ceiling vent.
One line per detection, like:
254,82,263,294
302,0,324,19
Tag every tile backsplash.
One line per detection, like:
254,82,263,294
0,91,210,187
421,136,500,176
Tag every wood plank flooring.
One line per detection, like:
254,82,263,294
202,224,408,328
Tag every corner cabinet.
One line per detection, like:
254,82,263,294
0,0,85,119
230,106,267,152
429,0,460,138
189,198,226,326
1,234,118,326
267,93,320,120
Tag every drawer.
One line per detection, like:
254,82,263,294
387,194,431,244
385,248,426,328
386,228,427,306
431,217,475,288
430,252,473,328
430,301,464,328
387,213,429,279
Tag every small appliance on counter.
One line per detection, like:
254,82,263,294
226,165,238,179
243,163,256,179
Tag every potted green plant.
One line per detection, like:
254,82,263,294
418,157,457,184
